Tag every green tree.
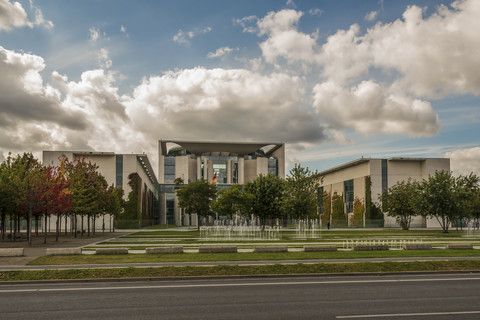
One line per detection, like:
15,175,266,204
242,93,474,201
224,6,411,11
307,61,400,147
64,156,108,236
243,174,285,230
350,197,365,228
365,176,384,227
416,170,459,233
321,192,331,226
331,192,346,227
0,155,17,240
105,185,124,232
120,173,142,228
379,179,419,230
176,179,217,228
282,164,321,220
9,153,44,245
455,173,480,229
212,184,245,218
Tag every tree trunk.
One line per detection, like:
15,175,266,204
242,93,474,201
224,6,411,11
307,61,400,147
81,215,84,237
65,215,68,236
28,204,32,246
56,214,60,242
44,214,48,244
87,215,90,236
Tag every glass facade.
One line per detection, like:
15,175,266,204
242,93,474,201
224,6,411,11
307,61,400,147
344,179,354,213
268,158,278,176
382,159,388,191
164,157,175,183
115,155,123,188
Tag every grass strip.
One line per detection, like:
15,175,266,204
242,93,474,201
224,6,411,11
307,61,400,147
28,249,480,266
3,260,480,281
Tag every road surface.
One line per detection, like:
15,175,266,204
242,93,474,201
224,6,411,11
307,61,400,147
1,274,479,319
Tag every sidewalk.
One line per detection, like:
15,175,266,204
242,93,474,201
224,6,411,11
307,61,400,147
0,231,127,266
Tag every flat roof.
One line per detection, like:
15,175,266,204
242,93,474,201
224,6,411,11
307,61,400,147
318,157,447,176
159,140,284,157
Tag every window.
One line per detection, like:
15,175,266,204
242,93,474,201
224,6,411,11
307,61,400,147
164,157,175,183
344,180,354,213
268,158,278,176
115,155,123,188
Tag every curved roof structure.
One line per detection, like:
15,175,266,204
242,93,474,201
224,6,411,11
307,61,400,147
159,140,284,157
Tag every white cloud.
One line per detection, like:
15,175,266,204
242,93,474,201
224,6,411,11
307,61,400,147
173,26,212,45
207,46,237,59
89,26,100,43
29,0,53,29
257,9,318,65
120,25,126,33
312,80,441,137
365,10,378,21
0,0,51,31
97,48,112,69
308,8,323,16
445,147,480,176
123,67,326,146
0,0,29,31
234,15,258,33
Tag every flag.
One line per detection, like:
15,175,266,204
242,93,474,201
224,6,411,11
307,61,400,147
210,173,217,185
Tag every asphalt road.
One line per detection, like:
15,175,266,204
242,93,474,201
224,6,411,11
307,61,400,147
1,274,480,319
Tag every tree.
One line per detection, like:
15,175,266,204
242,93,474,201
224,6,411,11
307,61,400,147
105,185,124,232
416,170,459,233
120,173,142,228
350,197,365,228
176,179,217,228
282,164,321,220
211,184,245,219
379,179,419,230
64,156,108,236
365,176,384,227
243,174,285,230
331,192,346,227
321,192,331,226
9,153,44,245
0,155,17,240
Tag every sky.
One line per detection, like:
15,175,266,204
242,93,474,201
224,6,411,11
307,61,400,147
0,0,479,177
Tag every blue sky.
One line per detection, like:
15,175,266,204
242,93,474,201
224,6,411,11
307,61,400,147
0,0,479,176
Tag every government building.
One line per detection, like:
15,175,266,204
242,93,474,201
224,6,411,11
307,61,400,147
157,140,285,225
318,157,450,228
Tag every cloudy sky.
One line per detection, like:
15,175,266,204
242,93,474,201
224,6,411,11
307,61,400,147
0,0,479,176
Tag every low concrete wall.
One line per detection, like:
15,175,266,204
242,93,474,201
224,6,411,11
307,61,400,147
403,243,432,250
304,245,337,252
353,245,389,251
0,248,24,257
146,247,184,254
95,248,128,255
446,244,474,249
254,246,288,253
198,246,237,253
46,248,82,255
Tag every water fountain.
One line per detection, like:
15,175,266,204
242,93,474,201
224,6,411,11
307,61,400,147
199,216,282,241
295,219,322,239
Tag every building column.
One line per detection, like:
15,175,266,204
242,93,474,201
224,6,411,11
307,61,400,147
238,157,245,184
207,159,214,182
203,158,208,181
226,160,232,184
196,157,202,180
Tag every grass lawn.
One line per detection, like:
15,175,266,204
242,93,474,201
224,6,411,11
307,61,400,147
3,260,480,281
28,249,480,265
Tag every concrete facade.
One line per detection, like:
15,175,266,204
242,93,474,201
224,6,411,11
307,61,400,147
42,151,158,230
157,140,286,226
319,158,450,228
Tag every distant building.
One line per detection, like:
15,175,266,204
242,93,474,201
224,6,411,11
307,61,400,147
318,158,450,228
157,140,285,226
42,151,159,230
